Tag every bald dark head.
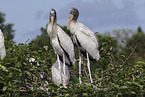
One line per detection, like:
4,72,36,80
49,9,57,23
69,8,79,21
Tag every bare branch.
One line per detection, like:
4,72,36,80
119,44,137,69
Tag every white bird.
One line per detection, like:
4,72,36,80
47,9,75,86
0,29,6,60
51,60,70,85
67,8,100,84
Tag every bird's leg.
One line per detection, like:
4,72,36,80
86,52,93,83
74,35,82,84
57,54,61,85
63,53,67,88
79,49,82,84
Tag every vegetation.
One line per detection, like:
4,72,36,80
0,12,145,96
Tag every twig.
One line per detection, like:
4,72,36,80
0,89,30,92
119,44,137,70
92,84,110,91
116,56,124,63
125,42,139,59
111,53,119,66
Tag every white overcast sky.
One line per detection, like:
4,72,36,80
0,0,145,44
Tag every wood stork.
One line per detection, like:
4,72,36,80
0,29,6,60
51,60,70,85
67,8,100,84
47,9,75,86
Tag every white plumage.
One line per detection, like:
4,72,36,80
67,8,100,84
47,24,75,65
0,29,6,60
51,60,70,85
47,9,75,86
70,22,100,60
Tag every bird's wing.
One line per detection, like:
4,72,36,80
78,23,99,46
0,29,6,59
47,23,65,56
57,26,75,65
51,60,70,85
75,23,100,60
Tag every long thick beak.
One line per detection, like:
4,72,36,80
67,14,73,30
51,16,54,34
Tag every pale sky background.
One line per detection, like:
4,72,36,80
0,0,145,44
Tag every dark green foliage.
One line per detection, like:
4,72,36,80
97,33,118,70
0,29,144,97
137,26,143,34
0,17,145,96
29,27,53,51
0,40,56,96
123,27,145,60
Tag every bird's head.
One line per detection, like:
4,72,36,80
49,9,57,34
67,8,79,30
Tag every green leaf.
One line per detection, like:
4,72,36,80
8,72,13,78
121,40,125,43
120,86,128,90
65,93,70,97
0,64,8,72
49,83,59,88
59,88,68,92
83,82,92,87
24,71,31,76
83,93,88,96
110,83,119,89
9,67,21,72
136,61,145,65
130,91,136,94
131,81,143,90
125,81,132,85
2,86,7,92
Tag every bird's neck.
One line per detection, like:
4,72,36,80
69,21,78,35
72,20,77,22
